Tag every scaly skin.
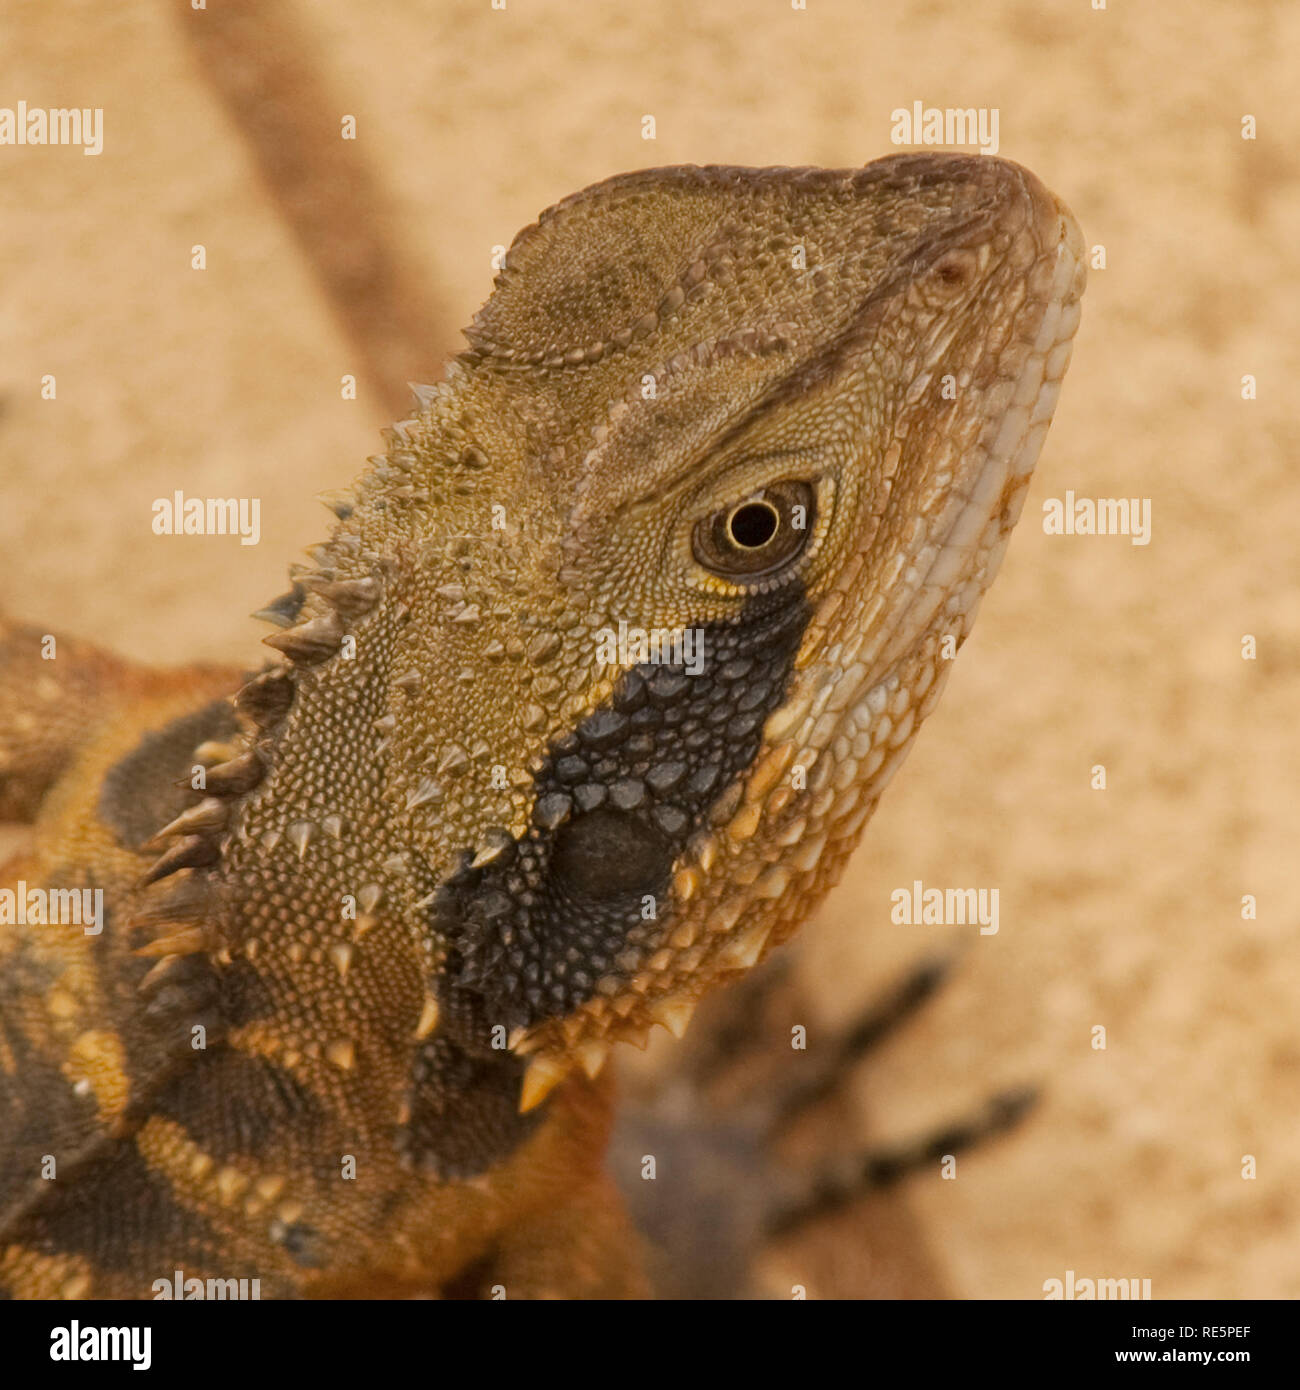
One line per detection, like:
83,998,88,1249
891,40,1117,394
0,154,1084,1298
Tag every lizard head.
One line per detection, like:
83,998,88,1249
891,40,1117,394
165,156,1083,1118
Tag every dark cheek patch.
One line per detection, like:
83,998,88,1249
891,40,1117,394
434,590,811,1033
549,809,671,901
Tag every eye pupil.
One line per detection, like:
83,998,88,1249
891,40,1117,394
692,478,816,580
728,501,779,549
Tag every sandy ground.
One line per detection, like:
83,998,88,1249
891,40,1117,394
3,0,1298,1298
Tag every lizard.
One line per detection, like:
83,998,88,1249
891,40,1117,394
0,152,1084,1299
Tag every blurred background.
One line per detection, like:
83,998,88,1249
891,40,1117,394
2,0,1297,1297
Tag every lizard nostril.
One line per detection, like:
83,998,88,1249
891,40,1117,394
931,250,975,291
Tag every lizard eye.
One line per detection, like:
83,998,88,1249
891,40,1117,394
692,479,816,579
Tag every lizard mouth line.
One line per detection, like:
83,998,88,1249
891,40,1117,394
836,200,1086,698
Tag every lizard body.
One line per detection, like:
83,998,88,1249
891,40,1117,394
0,154,1084,1298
